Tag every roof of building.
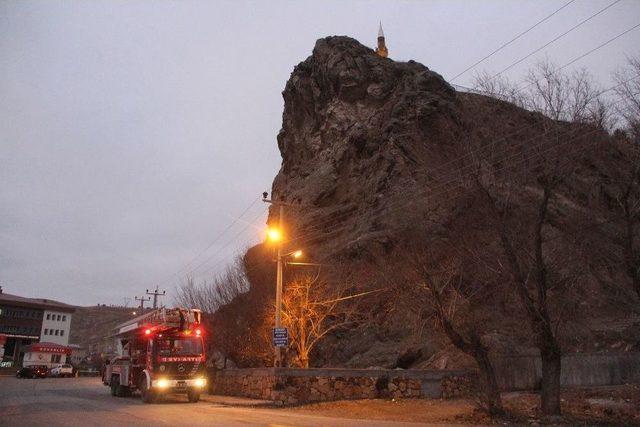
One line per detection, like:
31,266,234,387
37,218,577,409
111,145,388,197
378,21,385,38
0,291,76,313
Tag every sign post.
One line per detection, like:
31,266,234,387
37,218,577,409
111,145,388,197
272,327,288,348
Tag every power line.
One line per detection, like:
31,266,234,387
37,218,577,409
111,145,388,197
216,125,621,289
286,64,640,248
515,22,640,93
305,127,604,259
152,195,261,288
285,89,633,251
175,18,635,287
493,0,623,78
188,206,269,281
450,0,576,82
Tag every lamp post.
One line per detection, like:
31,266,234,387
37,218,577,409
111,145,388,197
262,193,303,367
274,203,284,367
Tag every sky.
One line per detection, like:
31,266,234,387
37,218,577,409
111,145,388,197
1,0,638,306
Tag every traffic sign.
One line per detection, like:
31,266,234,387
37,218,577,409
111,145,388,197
272,327,288,347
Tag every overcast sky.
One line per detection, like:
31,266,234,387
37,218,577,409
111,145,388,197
1,0,638,307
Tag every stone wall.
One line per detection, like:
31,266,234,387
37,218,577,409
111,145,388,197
209,368,477,405
493,352,640,391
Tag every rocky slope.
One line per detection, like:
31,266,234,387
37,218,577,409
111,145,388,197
230,36,638,368
70,305,133,355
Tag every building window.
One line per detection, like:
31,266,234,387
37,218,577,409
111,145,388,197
60,330,64,336
55,330,59,336
57,315,61,321
46,314,50,320
52,354,61,363
44,329,48,335
62,315,66,322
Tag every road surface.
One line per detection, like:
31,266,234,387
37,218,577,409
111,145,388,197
0,376,429,426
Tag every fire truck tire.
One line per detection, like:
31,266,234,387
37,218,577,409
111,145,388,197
109,376,119,396
118,385,131,397
140,379,156,404
187,390,200,403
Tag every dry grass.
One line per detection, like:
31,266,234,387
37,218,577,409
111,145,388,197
288,384,640,425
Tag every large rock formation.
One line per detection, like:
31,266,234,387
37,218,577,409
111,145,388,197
237,36,638,368
268,37,603,259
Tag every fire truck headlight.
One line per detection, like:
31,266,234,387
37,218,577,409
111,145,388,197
194,378,206,388
155,378,169,389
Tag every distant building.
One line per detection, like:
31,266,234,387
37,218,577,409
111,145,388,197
22,342,73,368
41,308,72,345
0,287,75,367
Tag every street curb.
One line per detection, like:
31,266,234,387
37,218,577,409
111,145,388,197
203,394,277,408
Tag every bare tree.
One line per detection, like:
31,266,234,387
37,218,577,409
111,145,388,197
174,256,250,314
619,162,640,300
397,247,505,415
475,60,612,129
472,129,590,417
597,141,640,300
470,64,608,415
612,56,640,143
279,274,370,368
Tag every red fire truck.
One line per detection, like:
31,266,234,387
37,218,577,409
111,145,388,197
102,307,206,403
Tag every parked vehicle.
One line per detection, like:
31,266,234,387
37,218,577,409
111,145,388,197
50,363,74,377
16,365,48,378
102,307,206,403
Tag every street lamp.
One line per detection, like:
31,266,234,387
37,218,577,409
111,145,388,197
266,227,282,243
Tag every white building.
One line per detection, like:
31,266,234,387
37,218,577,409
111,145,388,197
40,309,72,346
23,342,71,368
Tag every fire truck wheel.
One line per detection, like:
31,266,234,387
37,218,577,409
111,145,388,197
117,385,131,397
140,379,156,404
187,390,200,403
109,376,119,396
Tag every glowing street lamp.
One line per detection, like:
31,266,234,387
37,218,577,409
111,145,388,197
292,250,303,259
266,227,282,243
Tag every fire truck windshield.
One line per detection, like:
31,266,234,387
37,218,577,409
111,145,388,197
156,337,202,356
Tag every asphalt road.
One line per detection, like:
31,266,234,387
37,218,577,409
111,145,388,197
0,377,426,426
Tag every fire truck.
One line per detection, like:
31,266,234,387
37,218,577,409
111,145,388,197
102,307,206,403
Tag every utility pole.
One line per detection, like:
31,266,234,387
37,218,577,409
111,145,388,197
262,192,286,367
262,192,308,367
146,286,166,309
275,202,284,366
135,295,150,312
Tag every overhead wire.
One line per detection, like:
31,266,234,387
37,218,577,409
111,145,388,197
297,30,640,244
152,195,262,289
283,89,634,252
492,0,623,78
172,4,636,287
188,206,269,281
450,0,577,81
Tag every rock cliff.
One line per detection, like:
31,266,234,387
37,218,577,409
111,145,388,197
241,36,639,368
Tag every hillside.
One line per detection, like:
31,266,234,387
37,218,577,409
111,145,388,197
211,36,640,369
69,305,134,354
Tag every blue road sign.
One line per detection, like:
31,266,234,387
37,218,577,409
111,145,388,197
273,327,288,347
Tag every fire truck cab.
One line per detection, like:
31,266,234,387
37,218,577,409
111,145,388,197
103,307,206,403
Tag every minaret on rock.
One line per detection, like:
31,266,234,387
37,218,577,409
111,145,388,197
375,22,388,58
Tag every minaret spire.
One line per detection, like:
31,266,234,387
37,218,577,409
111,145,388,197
375,22,388,58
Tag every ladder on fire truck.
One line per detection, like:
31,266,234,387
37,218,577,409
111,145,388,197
114,307,202,337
